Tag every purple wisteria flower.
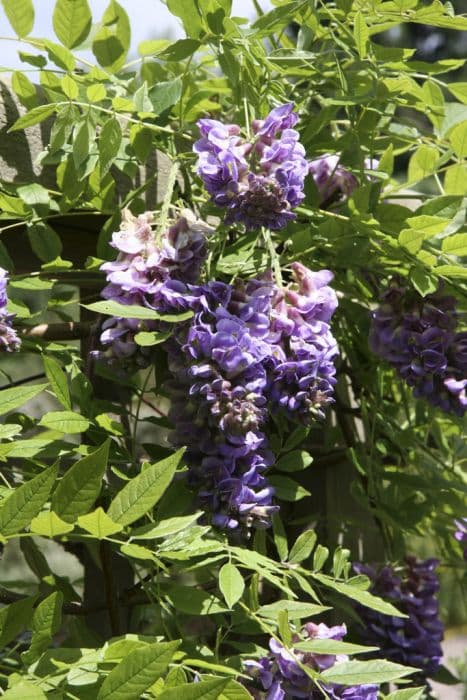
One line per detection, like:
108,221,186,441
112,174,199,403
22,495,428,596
244,620,379,699
353,557,444,680
194,104,309,231
369,279,467,416
96,209,210,368
454,518,467,560
308,155,379,209
0,268,21,352
166,264,339,531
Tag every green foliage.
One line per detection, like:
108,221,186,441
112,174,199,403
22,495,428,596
0,0,465,696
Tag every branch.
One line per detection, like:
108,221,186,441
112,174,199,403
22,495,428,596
20,321,96,340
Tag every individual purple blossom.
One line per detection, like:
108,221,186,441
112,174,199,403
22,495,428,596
369,279,467,416
244,620,378,699
0,268,21,352
95,209,210,368
353,557,444,680
454,518,467,560
194,103,309,231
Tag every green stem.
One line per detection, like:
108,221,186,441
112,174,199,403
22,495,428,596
262,227,283,287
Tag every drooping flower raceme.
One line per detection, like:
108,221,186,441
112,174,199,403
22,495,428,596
244,620,379,699
96,209,210,368
353,557,444,680
166,264,339,531
454,518,467,560
369,280,467,416
0,268,21,352
194,103,310,231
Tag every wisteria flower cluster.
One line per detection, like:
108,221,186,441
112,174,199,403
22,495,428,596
369,279,467,416
194,103,309,231
0,268,20,352
245,620,378,699
96,209,210,367
167,262,339,530
454,518,467,560
353,557,444,679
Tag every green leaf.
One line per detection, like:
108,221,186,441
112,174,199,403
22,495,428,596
442,233,467,257
353,12,369,59
150,78,183,115
2,682,47,699
409,267,437,297
134,331,171,347
0,597,35,648
22,592,63,664
30,511,75,536
444,164,467,195
1,0,34,36
275,450,313,473
11,70,37,109
321,659,417,685
407,145,438,183
219,563,245,608
258,601,329,619
159,38,201,61
120,542,155,561
385,689,426,700
0,383,48,416
43,355,71,410
44,39,76,70
158,678,230,700
28,223,63,262
53,0,92,48
39,410,90,434
289,530,317,563
166,585,228,615
131,512,202,539
108,449,184,526
51,440,110,522
0,464,58,536
312,573,406,617
166,0,204,38
92,0,131,71
86,83,107,102
447,82,467,104
83,299,194,322
294,639,378,655
99,116,122,176
268,475,310,502
434,264,467,278
449,120,467,157
60,74,79,99
97,641,180,700
78,507,123,538
8,104,56,132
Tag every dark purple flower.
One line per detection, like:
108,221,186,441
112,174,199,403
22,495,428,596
369,280,467,416
244,620,378,699
454,518,467,560
0,268,21,352
194,104,309,231
353,557,444,680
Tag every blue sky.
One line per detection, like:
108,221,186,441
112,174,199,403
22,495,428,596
0,0,270,70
